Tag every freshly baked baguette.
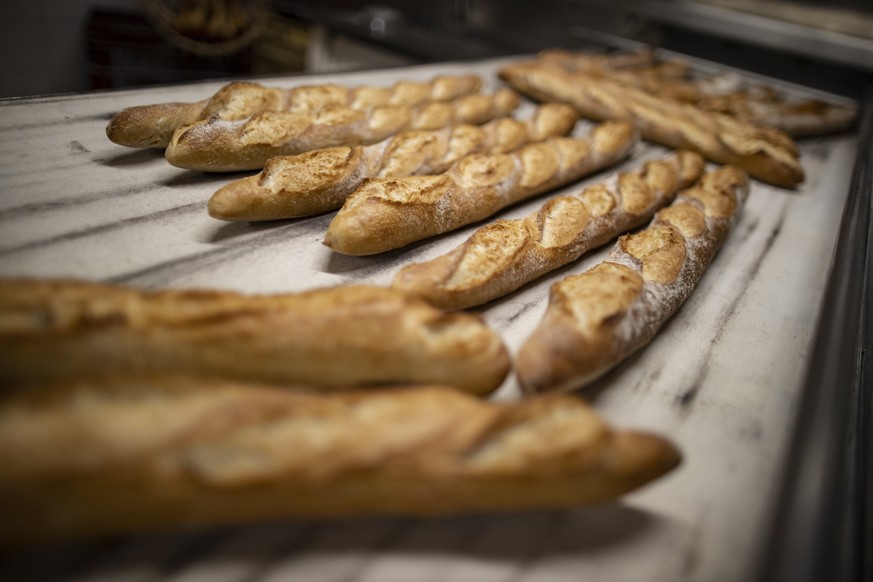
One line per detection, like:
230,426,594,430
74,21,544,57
538,49,856,138
537,48,658,72
165,89,521,172
324,121,638,255
697,86,858,138
106,75,483,149
393,151,706,310
0,376,681,543
499,61,804,187
516,165,750,394
0,279,509,395
208,103,579,221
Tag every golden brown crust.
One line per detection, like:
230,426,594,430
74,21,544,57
697,87,857,138
106,75,483,149
0,279,510,395
516,166,750,394
392,151,705,310
165,89,520,172
535,49,856,138
208,103,578,221
324,121,638,256
0,376,681,543
537,48,658,72
499,61,804,187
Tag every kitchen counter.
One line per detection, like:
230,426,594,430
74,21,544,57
0,56,861,581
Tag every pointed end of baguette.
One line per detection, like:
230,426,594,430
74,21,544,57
106,107,171,149
515,312,603,395
208,176,262,221
606,430,682,495
106,101,206,149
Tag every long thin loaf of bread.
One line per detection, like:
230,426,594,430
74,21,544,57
393,151,706,310
516,165,750,394
0,280,510,395
537,48,659,72
208,102,579,221
0,376,681,543
499,61,804,187
696,87,857,138
324,121,639,255
106,75,483,149
540,49,856,138
165,89,520,172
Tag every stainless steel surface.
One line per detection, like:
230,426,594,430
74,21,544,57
0,55,861,580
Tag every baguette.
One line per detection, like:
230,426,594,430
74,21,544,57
324,121,639,256
207,103,579,221
697,86,858,138
499,61,804,187
537,48,658,72
0,279,509,395
540,49,856,138
164,89,520,172
516,166,749,394
106,75,483,149
0,376,681,543
393,150,706,310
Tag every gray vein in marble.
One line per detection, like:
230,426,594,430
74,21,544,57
110,218,329,287
0,183,160,222
0,201,204,257
672,206,786,410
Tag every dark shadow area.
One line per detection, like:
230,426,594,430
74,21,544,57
0,505,657,580
204,216,312,244
161,169,253,188
96,148,166,168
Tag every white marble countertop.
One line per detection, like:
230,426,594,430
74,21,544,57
0,57,859,581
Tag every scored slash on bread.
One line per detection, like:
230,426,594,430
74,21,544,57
392,150,706,310
516,165,750,394
499,61,804,187
324,121,639,256
106,75,483,149
164,89,521,172
0,376,681,543
0,279,510,395
208,102,579,221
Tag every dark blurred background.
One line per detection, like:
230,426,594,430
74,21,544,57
0,0,871,99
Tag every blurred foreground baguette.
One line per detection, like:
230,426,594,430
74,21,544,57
499,61,804,187
208,102,578,221
165,89,520,172
0,376,681,543
106,75,483,149
393,150,705,310
0,279,509,395
517,166,750,394
325,121,638,255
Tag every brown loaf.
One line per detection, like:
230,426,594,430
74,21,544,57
208,102,579,221
499,61,804,187
536,49,856,138
106,75,483,149
537,48,659,72
0,279,509,395
0,376,681,543
516,165,750,394
696,86,858,138
164,89,521,172
393,151,706,310
324,121,639,256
